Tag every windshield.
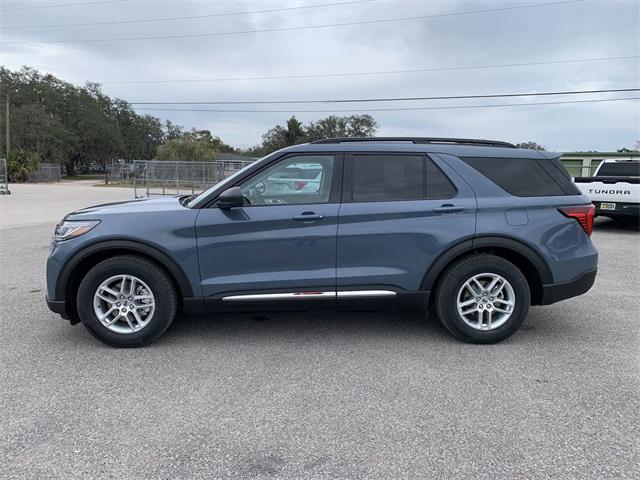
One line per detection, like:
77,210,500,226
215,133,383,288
187,159,259,208
596,161,640,177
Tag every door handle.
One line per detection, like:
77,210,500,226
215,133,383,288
293,212,325,222
433,204,464,214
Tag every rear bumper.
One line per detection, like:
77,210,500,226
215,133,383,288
594,201,639,217
539,269,597,305
45,295,70,320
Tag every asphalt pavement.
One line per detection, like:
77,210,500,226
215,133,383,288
1,183,638,479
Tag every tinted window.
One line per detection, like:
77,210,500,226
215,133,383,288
241,155,335,205
596,161,640,177
425,158,457,199
461,157,566,197
352,155,423,202
546,158,581,194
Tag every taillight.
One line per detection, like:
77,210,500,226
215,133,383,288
559,204,595,236
294,181,307,190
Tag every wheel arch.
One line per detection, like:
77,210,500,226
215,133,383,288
421,235,553,306
57,240,193,319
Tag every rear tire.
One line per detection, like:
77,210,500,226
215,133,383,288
434,254,530,344
77,255,177,347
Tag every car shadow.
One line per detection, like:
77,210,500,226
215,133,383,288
593,216,639,233
160,306,575,347
164,309,457,345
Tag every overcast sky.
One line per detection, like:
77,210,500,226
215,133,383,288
1,0,639,151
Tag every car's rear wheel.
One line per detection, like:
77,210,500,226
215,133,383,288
77,255,177,347
434,254,530,344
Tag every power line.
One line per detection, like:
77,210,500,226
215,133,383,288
98,55,640,85
3,0,374,29
2,0,584,44
127,88,640,105
1,0,126,11
133,96,640,113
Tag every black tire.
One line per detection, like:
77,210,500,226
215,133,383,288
77,255,178,347
434,254,530,344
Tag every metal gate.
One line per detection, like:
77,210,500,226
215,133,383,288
132,160,253,197
0,158,10,195
27,162,61,182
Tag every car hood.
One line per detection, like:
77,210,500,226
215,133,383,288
67,195,187,218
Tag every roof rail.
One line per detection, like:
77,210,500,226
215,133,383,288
311,137,517,148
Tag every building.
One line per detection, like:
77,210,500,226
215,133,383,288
560,151,639,177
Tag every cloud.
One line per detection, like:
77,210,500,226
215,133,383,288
1,0,639,150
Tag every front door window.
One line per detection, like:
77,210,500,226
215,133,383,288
240,155,335,205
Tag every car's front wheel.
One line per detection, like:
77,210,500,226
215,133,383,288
77,255,177,347
434,254,530,344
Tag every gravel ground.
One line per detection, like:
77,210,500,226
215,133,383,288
1,183,639,479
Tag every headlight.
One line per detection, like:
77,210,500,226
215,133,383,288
54,220,100,241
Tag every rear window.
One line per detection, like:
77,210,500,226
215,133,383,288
461,157,579,197
596,161,640,177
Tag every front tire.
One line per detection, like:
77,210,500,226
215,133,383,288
77,255,177,347
434,254,530,344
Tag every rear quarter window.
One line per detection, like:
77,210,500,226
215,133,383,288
461,157,579,197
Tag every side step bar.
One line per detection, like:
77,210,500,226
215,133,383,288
222,290,396,302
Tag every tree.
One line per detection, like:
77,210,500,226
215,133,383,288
305,114,378,141
516,141,546,151
244,114,379,156
7,149,40,182
156,129,217,161
0,67,168,175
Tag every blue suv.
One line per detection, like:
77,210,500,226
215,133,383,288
46,138,598,347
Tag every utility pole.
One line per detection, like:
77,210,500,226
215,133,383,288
5,94,9,160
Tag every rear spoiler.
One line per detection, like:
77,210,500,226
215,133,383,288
574,176,640,184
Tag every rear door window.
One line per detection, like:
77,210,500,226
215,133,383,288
351,154,424,202
425,157,457,199
348,154,457,202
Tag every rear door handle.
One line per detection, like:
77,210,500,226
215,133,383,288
433,204,464,214
293,212,325,222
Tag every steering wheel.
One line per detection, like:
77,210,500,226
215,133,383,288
246,184,265,205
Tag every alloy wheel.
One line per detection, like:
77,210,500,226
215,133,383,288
456,273,515,331
93,274,155,334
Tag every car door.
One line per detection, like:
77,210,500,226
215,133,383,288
195,153,342,303
336,152,476,302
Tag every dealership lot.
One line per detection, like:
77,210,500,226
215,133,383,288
1,183,638,479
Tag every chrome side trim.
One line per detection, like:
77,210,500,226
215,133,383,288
222,292,335,301
337,290,397,298
222,290,397,302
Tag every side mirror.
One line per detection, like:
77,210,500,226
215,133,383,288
217,187,244,209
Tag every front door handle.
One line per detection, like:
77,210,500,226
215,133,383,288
433,204,464,214
293,212,325,222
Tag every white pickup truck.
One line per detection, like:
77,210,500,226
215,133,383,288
573,158,640,220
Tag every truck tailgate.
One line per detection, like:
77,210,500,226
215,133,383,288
573,176,640,203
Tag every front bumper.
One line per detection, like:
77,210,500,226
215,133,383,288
539,269,597,305
45,295,71,320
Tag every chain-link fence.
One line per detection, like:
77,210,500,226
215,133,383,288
27,162,61,182
0,158,10,195
117,160,254,197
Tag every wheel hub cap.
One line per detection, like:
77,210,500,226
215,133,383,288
456,273,515,331
93,274,155,334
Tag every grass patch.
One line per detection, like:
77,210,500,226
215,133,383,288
62,175,105,180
